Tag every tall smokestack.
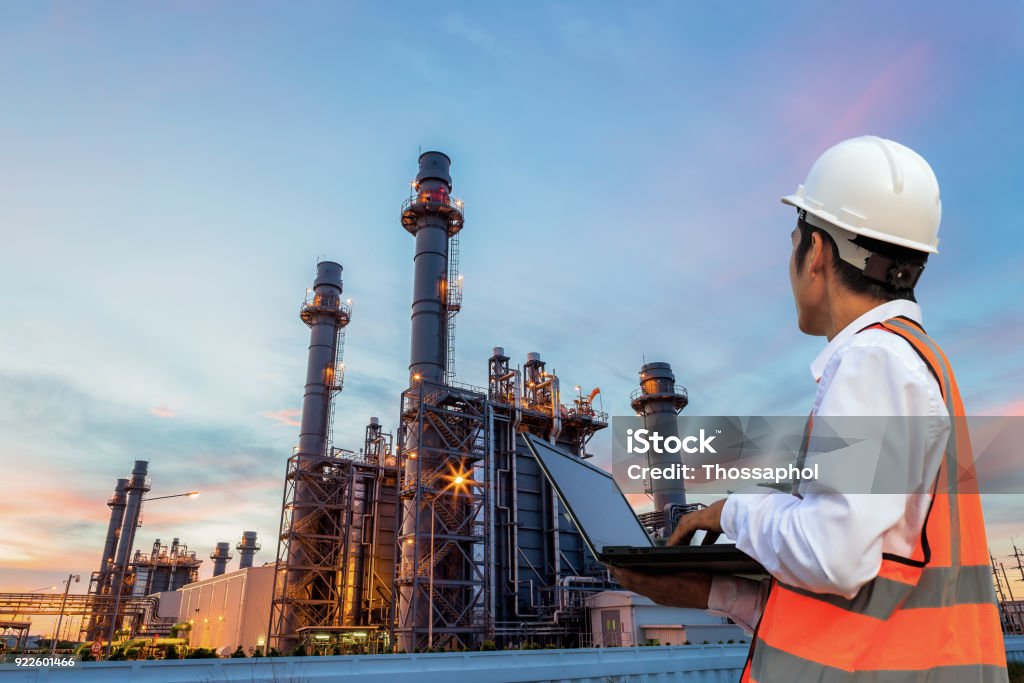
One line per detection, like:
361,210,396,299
631,362,689,510
236,531,260,570
271,261,352,651
401,151,461,385
98,478,128,589
210,542,232,577
297,261,350,459
398,151,466,651
113,461,151,576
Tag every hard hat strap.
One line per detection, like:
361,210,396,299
862,254,925,289
799,209,925,289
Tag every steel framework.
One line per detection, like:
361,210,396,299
393,378,490,652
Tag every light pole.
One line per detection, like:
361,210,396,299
144,491,200,502
103,490,199,659
52,574,80,655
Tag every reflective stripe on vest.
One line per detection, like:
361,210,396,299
740,317,1007,682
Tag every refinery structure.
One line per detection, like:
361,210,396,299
0,152,739,656
263,151,700,654
2,151,1022,661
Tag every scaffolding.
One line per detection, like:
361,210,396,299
269,444,399,651
393,378,490,652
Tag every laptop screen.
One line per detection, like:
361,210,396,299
524,434,653,556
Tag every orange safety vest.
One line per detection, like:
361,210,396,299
740,316,1007,682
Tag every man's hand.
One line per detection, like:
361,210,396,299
667,498,727,547
609,567,711,609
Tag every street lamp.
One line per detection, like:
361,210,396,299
52,574,80,655
143,491,200,502
104,490,200,658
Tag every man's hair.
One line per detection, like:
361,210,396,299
795,219,928,303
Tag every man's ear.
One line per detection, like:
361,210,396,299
808,231,828,278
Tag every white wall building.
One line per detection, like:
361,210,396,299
586,591,745,647
176,564,273,655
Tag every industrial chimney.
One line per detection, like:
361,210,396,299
269,260,352,651
397,151,467,652
297,261,351,460
97,478,128,590
210,542,233,577
236,531,260,570
400,151,463,385
112,461,151,579
86,461,150,641
630,362,689,511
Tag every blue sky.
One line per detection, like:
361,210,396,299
1,1,1023,613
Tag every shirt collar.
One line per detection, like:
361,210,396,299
809,299,923,381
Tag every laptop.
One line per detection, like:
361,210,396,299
522,433,764,575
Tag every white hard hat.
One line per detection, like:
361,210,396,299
782,136,941,255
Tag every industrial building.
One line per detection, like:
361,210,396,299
77,458,260,645
266,151,701,655
177,564,275,656
2,151,723,656
585,591,743,648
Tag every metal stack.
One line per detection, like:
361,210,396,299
236,531,261,570
268,153,619,654
269,264,399,653
84,461,151,641
210,542,233,577
631,362,695,536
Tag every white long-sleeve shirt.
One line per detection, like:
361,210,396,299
706,299,950,632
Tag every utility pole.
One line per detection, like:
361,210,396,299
52,574,81,655
1001,563,1022,634
991,551,1009,633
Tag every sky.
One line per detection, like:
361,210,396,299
1,1,1023,634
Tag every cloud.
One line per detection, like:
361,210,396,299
0,370,290,580
149,404,176,418
263,408,301,427
440,12,515,60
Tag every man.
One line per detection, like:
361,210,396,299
612,136,1007,682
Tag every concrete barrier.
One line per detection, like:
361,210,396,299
3,637,1023,682
1,645,747,682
